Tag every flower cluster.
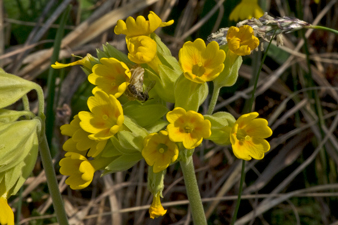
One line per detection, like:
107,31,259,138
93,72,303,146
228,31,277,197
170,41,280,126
53,11,272,219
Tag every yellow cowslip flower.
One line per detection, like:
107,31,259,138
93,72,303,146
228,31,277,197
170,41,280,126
149,192,167,219
230,112,272,160
142,130,179,173
314,0,320,3
166,107,211,149
61,115,107,157
114,11,174,37
179,38,225,84
226,25,260,56
78,91,124,141
59,152,95,190
51,53,96,70
88,58,131,98
0,197,14,225
229,0,264,21
126,36,157,64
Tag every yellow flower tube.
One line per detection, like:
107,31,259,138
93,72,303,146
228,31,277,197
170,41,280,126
149,192,167,219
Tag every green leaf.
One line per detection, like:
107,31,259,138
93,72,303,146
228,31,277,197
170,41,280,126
123,101,168,128
151,33,172,56
103,43,135,67
99,139,122,158
103,152,143,174
117,130,143,153
145,64,180,103
110,135,139,155
96,48,109,59
123,116,148,138
144,119,168,133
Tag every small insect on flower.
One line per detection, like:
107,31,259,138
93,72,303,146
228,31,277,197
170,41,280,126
125,66,155,102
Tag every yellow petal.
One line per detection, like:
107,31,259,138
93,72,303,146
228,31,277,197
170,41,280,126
149,194,167,219
0,197,14,225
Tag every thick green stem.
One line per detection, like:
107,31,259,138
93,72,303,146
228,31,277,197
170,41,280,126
180,157,207,225
40,134,69,225
230,160,246,225
207,84,221,115
34,79,68,224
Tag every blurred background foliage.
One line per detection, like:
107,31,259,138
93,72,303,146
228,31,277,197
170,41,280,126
1,0,338,224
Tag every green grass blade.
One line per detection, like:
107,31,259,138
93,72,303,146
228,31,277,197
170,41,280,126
45,6,71,148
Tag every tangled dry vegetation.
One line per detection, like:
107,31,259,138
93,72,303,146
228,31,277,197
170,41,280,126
1,0,338,224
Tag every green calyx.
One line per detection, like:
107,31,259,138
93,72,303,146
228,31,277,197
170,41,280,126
147,166,166,196
213,45,243,89
204,112,236,146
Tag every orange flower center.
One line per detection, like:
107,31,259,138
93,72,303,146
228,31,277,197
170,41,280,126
236,128,250,141
192,62,205,77
102,115,108,120
157,143,168,153
183,125,193,133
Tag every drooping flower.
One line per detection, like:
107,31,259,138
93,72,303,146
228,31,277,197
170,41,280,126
0,197,14,225
51,53,96,70
59,152,95,190
230,112,272,160
179,38,225,84
229,0,264,21
114,11,174,37
166,107,211,149
78,91,124,141
142,130,179,173
61,115,107,157
149,192,167,219
226,25,260,56
126,36,157,64
88,58,131,98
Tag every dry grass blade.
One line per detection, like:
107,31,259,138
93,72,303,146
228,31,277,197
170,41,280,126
11,0,71,73
235,184,338,225
17,0,159,78
103,176,122,225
